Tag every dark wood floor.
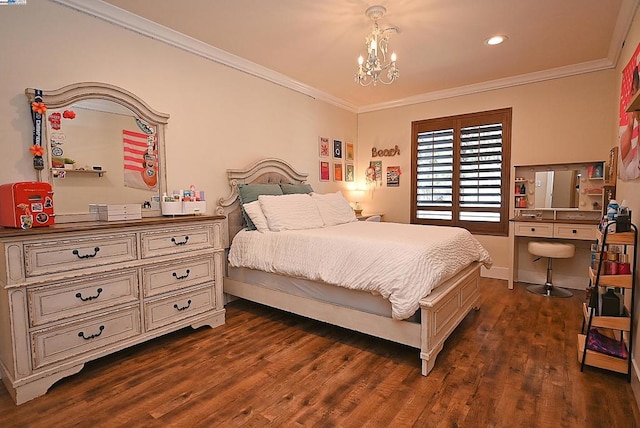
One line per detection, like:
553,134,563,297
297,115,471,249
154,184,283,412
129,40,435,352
0,278,638,427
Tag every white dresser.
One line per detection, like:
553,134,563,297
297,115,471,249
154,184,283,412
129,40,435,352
0,216,226,404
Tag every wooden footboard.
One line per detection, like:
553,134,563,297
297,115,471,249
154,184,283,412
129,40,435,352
418,262,482,375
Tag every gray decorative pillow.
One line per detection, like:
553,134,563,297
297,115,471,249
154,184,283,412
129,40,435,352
237,184,283,230
279,183,314,195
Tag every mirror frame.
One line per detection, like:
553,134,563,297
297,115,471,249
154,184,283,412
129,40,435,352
25,82,170,223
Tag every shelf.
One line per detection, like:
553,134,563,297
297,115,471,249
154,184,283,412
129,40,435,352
588,267,633,289
582,303,630,331
596,229,636,245
578,334,629,374
626,88,640,112
52,168,107,177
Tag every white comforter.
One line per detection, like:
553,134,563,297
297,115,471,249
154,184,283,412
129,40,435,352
228,221,492,320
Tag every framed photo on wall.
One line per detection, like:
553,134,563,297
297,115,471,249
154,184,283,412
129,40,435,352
333,162,343,181
387,166,401,187
319,136,330,157
333,140,343,159
345,163,354,182
346,142,354,161
320,160,330,181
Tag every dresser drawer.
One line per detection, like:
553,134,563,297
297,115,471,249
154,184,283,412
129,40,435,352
28,270,139,327
24,233,138,277
142,255,215,298
140,225,213,258
144,285,215,331
553,224,596,241
31,306,141,369
514,222,553,238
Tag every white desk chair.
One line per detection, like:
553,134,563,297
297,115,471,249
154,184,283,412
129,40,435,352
527,241,575,298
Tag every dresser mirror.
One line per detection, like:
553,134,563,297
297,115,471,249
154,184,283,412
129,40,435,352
25,83,169,223
534,170,580,209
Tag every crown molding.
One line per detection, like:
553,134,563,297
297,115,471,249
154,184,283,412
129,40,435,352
357,58,616,113
52,0,639,115
50,0,359,113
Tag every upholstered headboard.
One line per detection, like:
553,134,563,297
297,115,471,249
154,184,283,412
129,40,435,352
216,158,309,247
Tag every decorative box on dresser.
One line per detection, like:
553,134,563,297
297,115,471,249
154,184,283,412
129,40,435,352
0,215,226,405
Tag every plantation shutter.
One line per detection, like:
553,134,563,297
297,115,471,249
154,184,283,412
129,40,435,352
458,122,503,223
415,128,454,221
411,108,511,236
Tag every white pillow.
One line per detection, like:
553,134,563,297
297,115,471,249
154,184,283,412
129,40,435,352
311,191,357,226
258,193,324,231
242,200,270,232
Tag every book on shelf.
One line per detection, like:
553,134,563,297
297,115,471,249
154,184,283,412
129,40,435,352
586,328,628,359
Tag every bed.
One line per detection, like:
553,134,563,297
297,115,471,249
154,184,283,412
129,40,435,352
216,158,492,375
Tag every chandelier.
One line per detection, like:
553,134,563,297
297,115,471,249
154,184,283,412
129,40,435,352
355,5,399,86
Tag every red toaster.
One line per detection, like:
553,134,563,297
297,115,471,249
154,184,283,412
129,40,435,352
0,182,54,228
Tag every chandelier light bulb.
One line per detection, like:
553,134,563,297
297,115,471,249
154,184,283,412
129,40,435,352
354,5,399,87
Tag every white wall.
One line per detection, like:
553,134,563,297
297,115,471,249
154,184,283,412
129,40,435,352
0,1,356,209
357,71,617,276
612,4,640,406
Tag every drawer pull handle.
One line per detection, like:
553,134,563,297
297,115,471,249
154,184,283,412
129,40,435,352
173,299,192,311
73,247,100,259
171,236,189,246
530,228,535,232
572,229,577,234
172,269,191,280
78,325,104,340
76,288,103,302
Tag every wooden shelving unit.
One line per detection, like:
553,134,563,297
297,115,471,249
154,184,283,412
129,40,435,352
579,223,637,380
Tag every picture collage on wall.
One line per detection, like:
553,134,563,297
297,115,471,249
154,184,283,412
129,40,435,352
365,162,403,187
319,136,354,182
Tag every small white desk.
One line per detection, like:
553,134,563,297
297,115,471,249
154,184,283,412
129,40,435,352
509,218,598,290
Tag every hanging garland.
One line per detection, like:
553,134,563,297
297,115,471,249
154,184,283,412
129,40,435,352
30,89,46,170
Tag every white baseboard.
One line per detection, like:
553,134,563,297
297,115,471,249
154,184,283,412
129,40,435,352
481,265,509,281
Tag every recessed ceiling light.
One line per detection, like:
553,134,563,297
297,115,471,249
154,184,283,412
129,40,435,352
486,35,507,46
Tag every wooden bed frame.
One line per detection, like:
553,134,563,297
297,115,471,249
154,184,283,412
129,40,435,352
216,158,482,376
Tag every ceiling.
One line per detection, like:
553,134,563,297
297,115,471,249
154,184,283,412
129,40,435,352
96,0,636,111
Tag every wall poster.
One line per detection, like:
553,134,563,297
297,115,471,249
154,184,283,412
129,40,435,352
333,162,343,181
319,160,330,181
319,136,330,157
333,140,343,159
387,166,401,187
618,42,640,180
345,163,354,182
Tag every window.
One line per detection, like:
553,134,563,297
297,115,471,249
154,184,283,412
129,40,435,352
411,108,511,236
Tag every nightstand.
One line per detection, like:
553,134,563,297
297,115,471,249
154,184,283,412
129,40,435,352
356,213,383,222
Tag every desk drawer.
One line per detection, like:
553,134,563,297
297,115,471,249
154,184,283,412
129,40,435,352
144,285,215,331
142,255,215,298
31,306,141,369
140,225,213,258
514,222,553,238
554,224,596,241
28,270,139,327
25,234,137,277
